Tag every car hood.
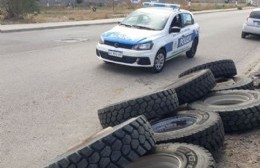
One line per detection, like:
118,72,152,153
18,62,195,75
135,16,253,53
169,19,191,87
101,25,162,45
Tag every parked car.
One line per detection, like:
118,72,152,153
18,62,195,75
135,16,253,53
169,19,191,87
96,2,200,73
241,8,260,38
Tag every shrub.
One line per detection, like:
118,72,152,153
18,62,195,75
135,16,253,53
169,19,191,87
0,0,39,18
76,0,83,4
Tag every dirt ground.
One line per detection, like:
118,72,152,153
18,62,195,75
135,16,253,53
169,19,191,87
216,129,260,168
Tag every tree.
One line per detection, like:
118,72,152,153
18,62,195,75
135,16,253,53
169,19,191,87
76,0,83,4
0,0,39,18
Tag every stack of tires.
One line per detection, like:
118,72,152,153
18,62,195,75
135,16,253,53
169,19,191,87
45,59,260,168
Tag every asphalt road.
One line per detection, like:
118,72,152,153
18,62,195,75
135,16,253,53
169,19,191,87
1,9,260,168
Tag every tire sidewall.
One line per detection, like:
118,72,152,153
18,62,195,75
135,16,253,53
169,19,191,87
152,143,215,168
189,90,260,132
189,90,259,112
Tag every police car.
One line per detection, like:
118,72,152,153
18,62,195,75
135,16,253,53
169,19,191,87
96,2,200,73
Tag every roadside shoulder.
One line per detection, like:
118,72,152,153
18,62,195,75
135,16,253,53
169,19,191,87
0,7,255,33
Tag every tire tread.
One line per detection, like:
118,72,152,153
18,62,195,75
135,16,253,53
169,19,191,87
98,89,179,128
46,116,155,168
179,59,237,78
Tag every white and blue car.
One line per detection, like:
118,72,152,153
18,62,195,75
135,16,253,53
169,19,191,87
96,2,200,73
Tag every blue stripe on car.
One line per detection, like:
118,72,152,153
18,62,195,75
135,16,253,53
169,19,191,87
165,42,173,53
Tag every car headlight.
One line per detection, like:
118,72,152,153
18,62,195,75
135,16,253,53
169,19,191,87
133,42,153,50
98,37,104,44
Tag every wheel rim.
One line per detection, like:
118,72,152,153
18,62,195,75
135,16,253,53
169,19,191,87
151,116,197,133
204,94,250,106
154,53,165,70
125,153,180,168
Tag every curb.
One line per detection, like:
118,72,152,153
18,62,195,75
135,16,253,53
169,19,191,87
0,7,254,33
192,7,244,15
0,18,122,33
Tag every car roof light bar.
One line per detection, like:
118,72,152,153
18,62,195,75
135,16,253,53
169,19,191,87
143,2,180,10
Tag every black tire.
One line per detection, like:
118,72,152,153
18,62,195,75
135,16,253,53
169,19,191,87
126,143,215,168
163,69,216,105
186,38,199,58
179,59,237,78
98,89,179,128
212,75,254,91
241,32,247,38
189,90,260,133
103,60,113,64
151,49,166,73
46,116,155,168
150,110,224,152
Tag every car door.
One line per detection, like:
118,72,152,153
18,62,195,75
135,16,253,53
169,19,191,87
179,13,195,51
165,14,183,59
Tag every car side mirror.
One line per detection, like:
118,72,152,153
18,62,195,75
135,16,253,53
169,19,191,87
170,26,181,33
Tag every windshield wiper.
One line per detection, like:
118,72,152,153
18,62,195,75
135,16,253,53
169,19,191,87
119,23,132,27
132,25,156,30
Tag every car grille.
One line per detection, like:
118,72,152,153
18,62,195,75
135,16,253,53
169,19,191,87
99,51,137,64
104,41,133,49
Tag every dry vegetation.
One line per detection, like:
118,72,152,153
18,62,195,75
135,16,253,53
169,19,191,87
0,2,247,25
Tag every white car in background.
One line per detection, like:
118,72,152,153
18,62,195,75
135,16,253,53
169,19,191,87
242,8,260,38
96,2,200,73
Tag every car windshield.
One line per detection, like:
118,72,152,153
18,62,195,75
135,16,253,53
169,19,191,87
120,10,170,30
250,11,260,19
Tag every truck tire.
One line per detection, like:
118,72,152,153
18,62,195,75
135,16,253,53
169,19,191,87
46,116,155,168
98,89,179,128
189,90,260,133
150,110,224,152
125,143,215,168
179,59,237,78
212,76,254,91
163,69,216,105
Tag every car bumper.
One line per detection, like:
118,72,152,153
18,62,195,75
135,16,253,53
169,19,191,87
242,23,260,35
96,43,154,67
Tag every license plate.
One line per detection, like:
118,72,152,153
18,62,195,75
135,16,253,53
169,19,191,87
108,50,123,58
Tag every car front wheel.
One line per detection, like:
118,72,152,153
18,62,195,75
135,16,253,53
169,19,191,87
151,49,166,73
